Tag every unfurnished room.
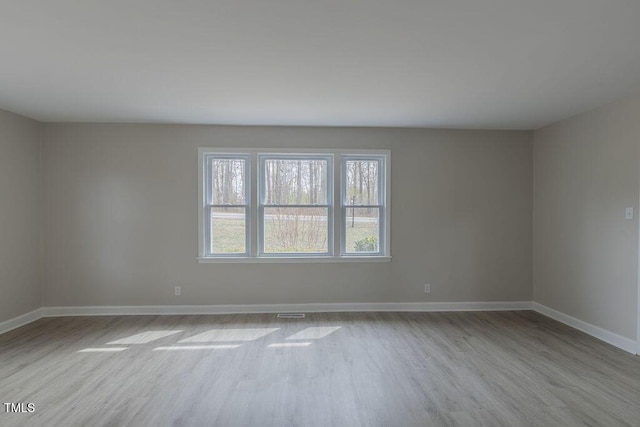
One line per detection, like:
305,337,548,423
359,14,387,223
1,1,640,426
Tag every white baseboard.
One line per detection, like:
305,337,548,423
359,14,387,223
42,301,533,317
532,302,638,354
0,308,43,335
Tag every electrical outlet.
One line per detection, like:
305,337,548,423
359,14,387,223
625,207,634,220
424,284,431,293
174,286,181,296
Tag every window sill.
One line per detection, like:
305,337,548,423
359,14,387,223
197,256,392,264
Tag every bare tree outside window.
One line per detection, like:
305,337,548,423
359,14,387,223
200,149,389,259
344,159,381,253
207,157,248,254
263,158,329,253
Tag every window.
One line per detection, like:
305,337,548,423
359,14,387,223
260,155,332,255
342,156,386,255
198,149,390,262
202,154,250,257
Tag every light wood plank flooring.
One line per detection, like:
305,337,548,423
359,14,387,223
1,311,639,426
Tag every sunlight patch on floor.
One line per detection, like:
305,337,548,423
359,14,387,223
107,330,182,345
268,342,312,348
179,328,279,343
153,345,241,351
78,347,128,353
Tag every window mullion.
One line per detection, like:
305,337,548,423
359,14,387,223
377,206,384,256
250,152,259,257
327,154,335,256
204,205,212,256
336,156,344,256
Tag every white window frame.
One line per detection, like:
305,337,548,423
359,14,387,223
198,148,391,263
200,152,251,257
258,153,334,257
341,154,388,257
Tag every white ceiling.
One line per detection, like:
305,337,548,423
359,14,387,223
1,0,639,129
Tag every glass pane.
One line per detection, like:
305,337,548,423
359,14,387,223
345,159,379,205
209,207,246,254
345,208,379,253
209,158,246,205
263,159,328,205
264,207,328,253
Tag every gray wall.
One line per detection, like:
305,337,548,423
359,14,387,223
42,124,532,307
0,109,42,322
533,95,640,340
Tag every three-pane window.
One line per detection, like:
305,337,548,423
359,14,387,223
199,149,390,260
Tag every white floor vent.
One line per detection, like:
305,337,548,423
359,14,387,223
277,313,305,319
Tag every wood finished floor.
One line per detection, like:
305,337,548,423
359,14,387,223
1,311,639,427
